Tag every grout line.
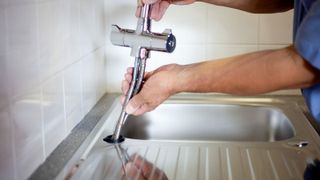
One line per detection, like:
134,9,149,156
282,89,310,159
62,75,68,134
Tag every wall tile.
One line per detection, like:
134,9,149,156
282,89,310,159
153,3,207,44
11,88,44,180
81,47,106,113
79,0,103,56
94,0,106,48
6,2,40,98
68,0,81,62
42,74,66,156
105,44,131,93
207,6,259,44
63,61,83,132
0,108,15,180
95,47,107,100
259,10,293,44
206,44,258,59
38,0,71,81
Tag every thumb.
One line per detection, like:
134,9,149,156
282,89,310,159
125,94,145,114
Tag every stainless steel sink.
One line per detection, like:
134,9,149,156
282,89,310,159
55,94,320,180
122,104,295,142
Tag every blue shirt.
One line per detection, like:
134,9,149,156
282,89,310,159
294,0,320,123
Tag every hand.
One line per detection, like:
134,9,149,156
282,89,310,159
136,0,196,21
122,154,168,180
121,64,181,115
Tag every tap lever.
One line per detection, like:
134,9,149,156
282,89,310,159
110,4,176,58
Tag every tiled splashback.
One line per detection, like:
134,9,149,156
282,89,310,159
0,0,106,179
105,1,294,93
0,0,296,180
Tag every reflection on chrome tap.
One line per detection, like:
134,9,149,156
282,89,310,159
121,154,168,180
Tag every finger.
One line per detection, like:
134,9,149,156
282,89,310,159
125,94,145,114
127,67,133,73
150,1,170,21
132,103,151,116
136,6,142,17
125,73,132,82
136,0,160,18
120,95,126,105
136,0,143,17
121,80,130,95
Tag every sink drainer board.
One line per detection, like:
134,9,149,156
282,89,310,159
61,94,320,180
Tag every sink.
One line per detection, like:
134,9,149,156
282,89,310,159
50,94,320,180
122,103,295,142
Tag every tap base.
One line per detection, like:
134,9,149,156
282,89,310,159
103,135,125,144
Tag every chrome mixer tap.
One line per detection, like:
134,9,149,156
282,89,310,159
109,4,176,142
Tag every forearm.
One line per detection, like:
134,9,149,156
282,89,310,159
172,46,320,95
197,0,293,13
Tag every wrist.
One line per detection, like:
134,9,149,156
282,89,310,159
168,64,193,94
166,64,184,94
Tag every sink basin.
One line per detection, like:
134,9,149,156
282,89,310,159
122,103,295,142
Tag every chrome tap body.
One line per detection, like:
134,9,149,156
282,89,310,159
110,4,176,141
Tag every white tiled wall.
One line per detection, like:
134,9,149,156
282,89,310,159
0,0,107,179
105,2,295,93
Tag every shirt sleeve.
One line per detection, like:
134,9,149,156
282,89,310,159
294,0,320,70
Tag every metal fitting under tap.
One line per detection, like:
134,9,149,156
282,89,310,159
109,4,176,142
